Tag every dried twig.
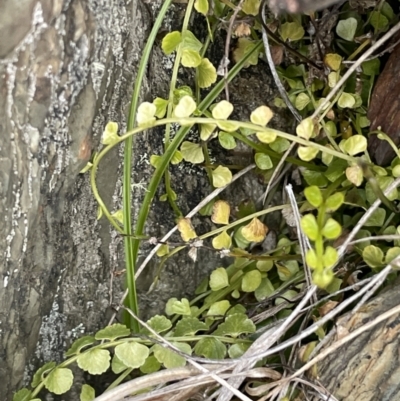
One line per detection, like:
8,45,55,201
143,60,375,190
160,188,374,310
260,0,301,123
221,0,245,101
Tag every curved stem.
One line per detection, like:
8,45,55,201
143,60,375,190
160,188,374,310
123,0,174,330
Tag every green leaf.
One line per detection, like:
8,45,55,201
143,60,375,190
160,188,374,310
144,315,172,335
169,298,192,315
250,105,273,126
115,342,149,369
197,57,217,88
339,135,367,155
325,158,347,182
275,289,297,305
256,129,277,144
277,260,299,281
207,300,231,316
363,245,385,268
137,102,157,127
385,247,400,265
219,131,237,150
162,31,182,54
381,1,395,20
269,137,290,153
286,64,306,77
111,209,123,225
212,230,232,249
365,208,386,227
153,97,169,118
241,270,262,292
366,177,397,204
242,0,260,15
44,368,74,395
346,165,363,187
174,95,197,118
322,151,334,166
80,384,95,401
255,277,275,301
325,192,344,212
228,342,250,358
227,304,247,316
12,389,33,401
296,118,315,140
254,153,273,170
174,317,208,336
212,165,232,187
323,246,339,269
171,150,183,164
336,17,357,41
298,146,319,162
153,342,192,368
370,11,389,31
210,267,229,291
111,354,128,374
256,260,273,273
194,337,227,359
338,92,356,108
150,154,161,168
65,336,96,357
95,323,130,341
212,100,234,120
321,218,342,240
213,313,256,338
232,38,260,67
295,93,310,110
302,170,328,187
182,49,202,67
102,121,119,145
325,277,342,294
324,53,342,71
181,141,204,164
32,361,56,388
140,355,161,374
306,249,318,269
174,86,193,101
181,30,203,52
280,21,305,41
313,269,334,288
77,349,111,375
304,186,323,208
362,59,380,76
200,123,217,141
195,0,209,15
301,214,319,241
324,121,337,138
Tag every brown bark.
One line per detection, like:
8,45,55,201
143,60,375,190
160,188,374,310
367,38,400,166
317,280,400,400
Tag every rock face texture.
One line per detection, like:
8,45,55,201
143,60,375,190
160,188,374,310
0,0,153,398
317,279,400,401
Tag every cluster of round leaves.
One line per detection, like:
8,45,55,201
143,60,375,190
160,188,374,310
14,300,259,401
301,186,344,288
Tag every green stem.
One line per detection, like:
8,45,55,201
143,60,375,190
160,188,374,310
123,0,174,330
163,0,196,215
